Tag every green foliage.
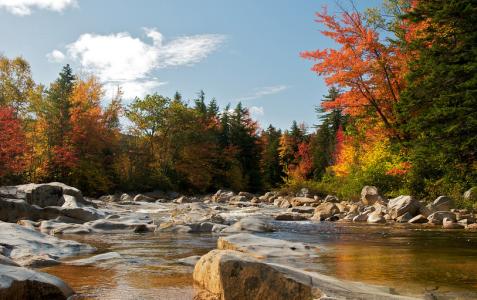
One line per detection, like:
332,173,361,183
397,0,477,198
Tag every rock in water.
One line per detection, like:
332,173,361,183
193,250,315,300
428,211,457,225
367,212,386,224
193,249,420,300
312,202,339,221
0,265,74,300
0,221,94,264
408,214,429,224
222,217,274,233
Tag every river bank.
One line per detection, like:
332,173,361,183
1,183,477,299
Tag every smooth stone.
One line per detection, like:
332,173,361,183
312,203,339,221
0,265,74,299
408,214,429,224
387,195,421,219
0,221,94,264
193,250,419,300
367,212,386,224
222,217,274,233
361,186,385,205
428,211,457,225
217,233,317,259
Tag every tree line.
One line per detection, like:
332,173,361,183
0,0,475,203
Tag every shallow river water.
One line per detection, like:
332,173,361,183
42,217,477,299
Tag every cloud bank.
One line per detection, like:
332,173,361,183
47,28,226,99
0,0,76,16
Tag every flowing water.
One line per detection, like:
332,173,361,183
42,214,477,299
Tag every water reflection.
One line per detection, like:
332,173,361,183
42,222,477,299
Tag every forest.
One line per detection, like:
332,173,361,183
0,0,475,206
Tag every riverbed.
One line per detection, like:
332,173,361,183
42,218,477,299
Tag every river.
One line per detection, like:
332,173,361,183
42,216,477,299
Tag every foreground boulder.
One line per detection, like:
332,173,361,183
193,250,315,300
193,249,419,300
0,265,74,300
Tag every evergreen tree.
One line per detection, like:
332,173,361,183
397,0,477,194
261,125,284,189
311,87,345,179
44,64,76,180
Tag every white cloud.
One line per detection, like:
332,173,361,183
236,85,289,101
0,0,76,16
249,106,264,116
50,28,225,99
46,49,65,63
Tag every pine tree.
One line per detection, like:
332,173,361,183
397,0,477,193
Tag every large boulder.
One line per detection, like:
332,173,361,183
0,265,74,300
0,182,88,208
193,250,419,300
217,233,317,259
0,197,103,223
193,250,315,300
430,196,454,212
387,196,421,219
361,186,385,205
312,202,339,221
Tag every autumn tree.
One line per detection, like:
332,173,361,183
0,55,35,113
301,4,408,139
68,75,121,194
0,106,26,183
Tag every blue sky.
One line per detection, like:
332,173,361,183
0,0,380,130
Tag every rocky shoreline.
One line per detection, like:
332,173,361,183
0,182,476,299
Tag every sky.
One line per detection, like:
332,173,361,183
0,0,381,130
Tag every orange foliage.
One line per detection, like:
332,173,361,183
301,7,409,137
0,106,26,177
